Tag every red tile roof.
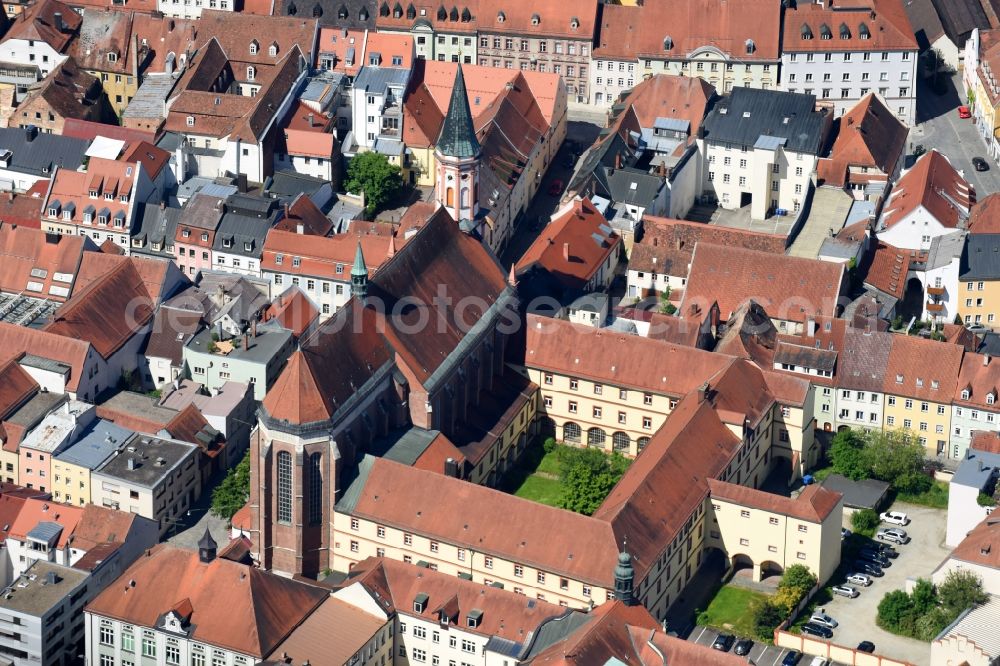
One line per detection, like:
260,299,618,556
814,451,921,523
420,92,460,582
349,457,619,586
954,353,1000,409
707,479,842,523
272,196,333,236
864,242,912,300
267,593,386,665
631,216,786,276
0,192,44,229
593,393,741,581
880,150,974,231
0,324,92,392
515,198,619,290
73,503,144,550
9,498,83,548
606,74,715,139
817,93,908,188
85,544,328,658
231,503,252,532
130,14,200,74
948,514,1000,570
122,141,171,180
261,351,332,424
410,431,466,475
60,119,155,144
362,31,414,69
782,0,917,52
0,359,38,422
314,27,368,76
682,243,844,324
477,0,597,39
882,334,964,400
74,251,174,304
262,286,318,338
261,229,392,278
43,157,136,231
523,314,733,398
968,192,1000,234
0,223,84,301
44,258,155,359
623,0,781,61
6,0,81,52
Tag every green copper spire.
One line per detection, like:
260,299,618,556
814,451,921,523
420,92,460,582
436,64,481,159
351,241,368,300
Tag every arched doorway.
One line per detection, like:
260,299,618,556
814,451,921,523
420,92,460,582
760,560,784,583
563,421,581,444
730,553,753,575
587,427,607,449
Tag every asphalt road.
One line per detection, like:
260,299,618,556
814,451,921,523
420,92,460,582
912,75,1000,197
690,625,810,665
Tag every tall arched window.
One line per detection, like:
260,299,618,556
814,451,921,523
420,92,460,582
587,427,607,449
637,437,651,452
276,451,292,524
461,187,469,207
308,452,322,525
446,187,454,207
563,421,581,443
612,431,630,453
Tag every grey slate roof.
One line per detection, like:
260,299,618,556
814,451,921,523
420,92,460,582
26,521,64,546
819,473,890,511
597,167,663,207
0,127,89,177
335,453,376,514
266,169,329,200
702,87,827,155
961,233,1000,280
55,419,132,471
436,65,481,159
131,202,181,259
353,66,409,95
212,195,283,259
369,427,440,465
838,327,892,392
952,448,1000,490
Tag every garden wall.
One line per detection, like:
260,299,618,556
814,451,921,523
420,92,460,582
774,629,915,666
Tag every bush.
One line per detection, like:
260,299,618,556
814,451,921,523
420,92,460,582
895,471,933,495
751,599,783,640
877,589,915,633
938,569,988,616
876,572,988,641
558,448,630,516
543,437,557,455
851,508,880,533
977,492,998,507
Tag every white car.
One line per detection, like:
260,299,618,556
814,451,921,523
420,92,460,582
879,511,910,526
809,611,838,628
847,573,873,587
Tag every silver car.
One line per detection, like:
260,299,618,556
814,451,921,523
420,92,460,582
847,573,873,587
809,611,838,628
832,585,859,598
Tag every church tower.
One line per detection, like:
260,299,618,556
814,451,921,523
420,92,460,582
351,241,368,300
435,64,481,224
614,548,636,606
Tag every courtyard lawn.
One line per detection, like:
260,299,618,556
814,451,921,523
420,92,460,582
512,475,563,507
896,480,949,509
696,585,771,639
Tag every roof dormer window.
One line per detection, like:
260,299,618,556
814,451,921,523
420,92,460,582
247,66,256,81
989,392,996,405
801,23,812,39
962,389,971,400
269,42,278,56
393,2,402,17
859,22,870,39
436,4,446,20
663,35,673,51
186,116,194,127
839,22,850,39
107,51,118,63
249,39,259,54
745,38,755,54
496,10,504,22
820,23,832,39
223,237,233,248
530,12,540,25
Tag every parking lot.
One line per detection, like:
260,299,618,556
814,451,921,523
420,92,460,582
690,625,817,665
809,503,951,666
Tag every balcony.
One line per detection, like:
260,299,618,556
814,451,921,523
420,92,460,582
926,302,945,313
926,286,945,296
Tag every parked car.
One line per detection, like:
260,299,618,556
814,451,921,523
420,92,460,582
874,543,899,558
547,179,564,196
967,323,987,332
782,651,802,665
712,634,735,652
959,105,972,118
877,528,910,544
801,623,834,639
841,528,852,540
832,585,860,598
974,157,990,172
854,561,885,577
857,641,876,653
858,549,892,567
809,611,838,628
734,638,754,656
809,658,829,666
879,511,910,526
847,573,873,587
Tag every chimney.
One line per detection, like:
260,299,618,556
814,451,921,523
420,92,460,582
307,112,315,127
444,457,459,477
53,12,64,32
985,354,991,366
44,571,58,585
563,242,570,262
296,222,304,234
251,318,257,339
697,382,709,403
159,200,165,210
168,18,175,31
676,238,682,250
25,125,37,142
243,332,249,351
127,457,137,471
283,202,290,220
652,237,658,247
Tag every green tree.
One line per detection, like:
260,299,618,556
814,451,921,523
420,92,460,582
937,569,988,617
344,151,403,215
558,448,630,516
778,564,817,596
877,589,915,633
750,599,783,640
851,508,879,533
914,608,951,641
829,429,867,480
211,452,251,520
910,579,937,615
862,430,928,492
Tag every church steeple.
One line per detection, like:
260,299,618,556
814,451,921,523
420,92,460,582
614,545,636,606
351,241,368,300
435,64,482,226
198,527,217,563
437,64,481,159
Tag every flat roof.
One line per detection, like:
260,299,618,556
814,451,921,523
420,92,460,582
99,392,177,426
5,391,65,428
19,401,91,453
0,561,88,616
953,449,1000,490
819,473,890,510
94,433,197,488
186,325,292,365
